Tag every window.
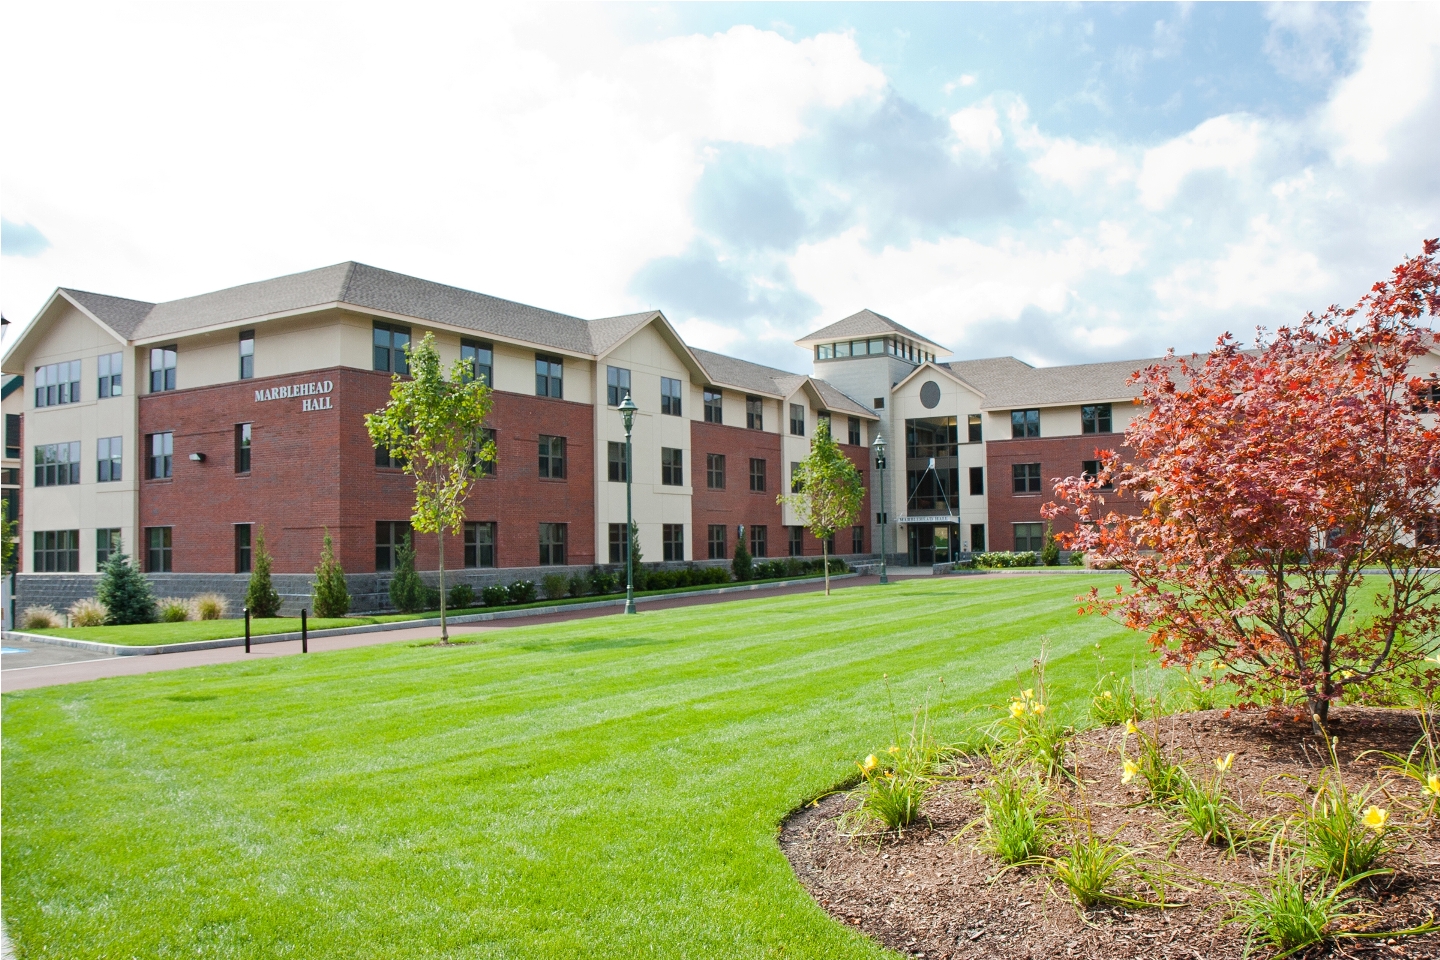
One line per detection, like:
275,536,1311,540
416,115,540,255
1082,460,1114,490
146,526,173,573
149,346,177,392
471,428,496,477
97,528,122,568
35,360,81,407
373,323,411,375
235,423,251,473
606,366,631,406
788,525,804,557
1014,522,1045,552
661,377,683,416
789,403,805,436
608,523,630,564
970,523,986,553
375,521,412,572
847,417,861,445
816,344,833,360
750,524,768,558
147,432,174,479
2,489,17,523
535,353,563,398
749,458,767,492
873,397,885,409
98,352,122,398
539,522,567,565
706,453,725,490
1012,462,1041,494
234,524,252,573
97,436,122,482
5,414,19,458
746,396,764,430
708,524,727,560
465,522,496,568
1011,409,1040,438
239,329,255,380
835,341,850,358
375,442,404,469
967,414,982,443
1419,516,1440,547
607,441,628,482
704,388,723,424
33,529,80,572
35,441,81,486
969,466,984,496
1081,403,1112,434
790,461,802,493
851,525,864,554
538,435,566,479
661,447,684,486
462,339,493,385
1417,379,1440,411
663,523,685,561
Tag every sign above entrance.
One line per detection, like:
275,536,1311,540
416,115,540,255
895,515,958,525
254,379,334,412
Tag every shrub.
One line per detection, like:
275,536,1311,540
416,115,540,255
973,551,1038,569
96,549,156,625
388,534,426,614
157,597,192,622
1068,550,1085,566
731,540,752,581
1041,523,1060,566
67,598,110,627
447,583,475,609
245,526,282,618
312,528,350,618
567,573,588,598
481,583,509,607
508,580,536,604
192,593,230,621
21,605,62,630
588,567,617,595
541,573,568,600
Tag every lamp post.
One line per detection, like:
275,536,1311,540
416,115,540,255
618,392,639,614
872,433,888,585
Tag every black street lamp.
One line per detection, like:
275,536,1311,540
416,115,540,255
872,432,888,585
618,392,639,614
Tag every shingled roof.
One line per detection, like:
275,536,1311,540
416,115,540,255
796,308,948,355
691,347,875,418
60,289,156,340
942,356,1164,409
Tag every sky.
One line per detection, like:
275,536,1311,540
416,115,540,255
2,1,1438,374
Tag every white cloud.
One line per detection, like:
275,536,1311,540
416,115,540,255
948,104,1002,155
1323,2,1440,165
1136,115,1265,210
1030,138,1129,189
1151,216,1328,314
943,73,977,94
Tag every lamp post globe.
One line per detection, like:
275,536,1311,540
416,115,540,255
872,433,888,585
618,393,639,614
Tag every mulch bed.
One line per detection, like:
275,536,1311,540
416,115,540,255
780,708,1440,959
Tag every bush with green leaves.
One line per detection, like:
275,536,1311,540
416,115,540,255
245,527,282,618
508,580,536,604
67,598,109,627
566,573,588,598
388,534,426,614
1041,524,1060,566
587,567,617,595
973,551,1039,569
541,573,568,600
481,583,509,607
96,549,156,625
731,539,752,581
447,583,475,609
312,529,350,618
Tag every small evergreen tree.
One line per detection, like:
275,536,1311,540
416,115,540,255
96,548,156,625
1040,521,1060,566
245,526,282,617
312,528,351,617
732,537,753,582
389,533,425,613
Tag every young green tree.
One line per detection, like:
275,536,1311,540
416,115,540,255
777,417,866,596
96,547,157,625
365,332,495,642
388,533,425,614
312,528,351,617
245,526,282,618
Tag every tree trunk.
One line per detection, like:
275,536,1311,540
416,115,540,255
822,538,830,596
1309,693,1330,736
438,530,448,643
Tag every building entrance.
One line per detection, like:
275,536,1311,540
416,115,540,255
908,523,960,565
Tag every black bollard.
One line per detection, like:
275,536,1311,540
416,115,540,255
301,608,308,653
244,607,251,653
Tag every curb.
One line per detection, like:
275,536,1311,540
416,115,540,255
4,573,857,657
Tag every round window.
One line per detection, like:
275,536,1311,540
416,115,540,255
919,380,941,409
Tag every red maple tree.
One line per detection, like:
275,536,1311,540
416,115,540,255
1045,240,1440,732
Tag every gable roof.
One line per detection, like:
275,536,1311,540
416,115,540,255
690,347,876,419
796,308,948,355
943,356,1162,410
59,289,156,339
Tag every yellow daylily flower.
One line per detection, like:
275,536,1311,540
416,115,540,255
1422,774,1440,798
1101,691,1114,700
1022,688,1035,701
1215,753,1234,773
1125,719,1139,736
1031,703,1047,716
1122,759,1140,785
1009,700,1026,719
1361,806,1388,832
887,745,901,755
861,754,878,773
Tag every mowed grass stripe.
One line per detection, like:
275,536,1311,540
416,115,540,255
3,575,1146,959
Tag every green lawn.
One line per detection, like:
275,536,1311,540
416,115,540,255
2,575,1155,959
28,574,839,645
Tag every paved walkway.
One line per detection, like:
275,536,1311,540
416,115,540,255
2,572,931,692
